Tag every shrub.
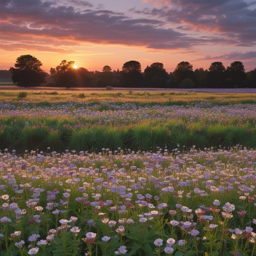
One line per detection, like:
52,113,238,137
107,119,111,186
78,93,86,98
179,78,195,88
106,86,113,90
17,92,27,98
45,82,55,87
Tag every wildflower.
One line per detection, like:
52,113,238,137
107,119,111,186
170,220,179,226
177,240,186,246
116,226,125,233
154,238,163,246
46,234,54,241
222,202,235,212
70,227,80,233
37,240,47,246
246,227,253,233
2,194,9,200
183,221,191,228
213,200,220,206
63,193,70,198
15,240,25,248
164,247,174,254
101,236,111,242
169,210,177,215
59,219,72,225
231,234,237,239
11,231,21,237
28,247,39,255
86,232,96,239
115,245,128,254
35,206,43,211
70,216,78,222
166,238,175,245
248,197,254,203
0,217,11,223
28,234,40,242
109,220,117,227
191,229,200,236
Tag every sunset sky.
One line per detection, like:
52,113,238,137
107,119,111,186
0,0,256,73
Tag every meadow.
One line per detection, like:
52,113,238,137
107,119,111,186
0,90,256,256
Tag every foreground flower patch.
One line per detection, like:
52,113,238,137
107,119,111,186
0,148,256,255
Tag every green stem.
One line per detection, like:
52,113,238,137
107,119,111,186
194,237,198,256
73,235,77,256
251,242,256,256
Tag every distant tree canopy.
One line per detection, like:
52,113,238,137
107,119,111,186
122,61,141,73
246,69,256,88
194,68,208,88
144,62,169,88
9,55,256,88
173,61,194,86
96,65,114,87
51,60,90,88
207,62,226,88
102,65,112,72
10,55,46,87
121,60,143,87
227,61,246,88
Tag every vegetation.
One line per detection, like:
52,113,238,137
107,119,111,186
0,147,256,255
9,55,47,87
2,55,256,88
0,100,256,154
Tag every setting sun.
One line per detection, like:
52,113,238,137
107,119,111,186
73,65,78,69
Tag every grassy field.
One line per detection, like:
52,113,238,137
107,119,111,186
1,90,256,256
0,90,256,104
1,98,256,153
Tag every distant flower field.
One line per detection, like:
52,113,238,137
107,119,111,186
0,147,256,255
0,101,256,153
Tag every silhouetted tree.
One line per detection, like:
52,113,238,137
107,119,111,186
78,67,91,87
99,65,113,87
144,62,169,88
51,60,90,88
207,62,226,88
246,68,256,88
227,61,246,88
10,55,46,87
173,61,194,86
102,65,112,72
121,60,143,87
194,68,208,88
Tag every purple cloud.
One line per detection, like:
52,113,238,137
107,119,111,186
139,0,256,46
194,51,256,61
0,0,205,51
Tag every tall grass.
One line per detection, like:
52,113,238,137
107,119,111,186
1,117,256,153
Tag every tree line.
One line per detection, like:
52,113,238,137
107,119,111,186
6,54,256,88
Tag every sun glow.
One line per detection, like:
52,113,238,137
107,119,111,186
74,65,78,69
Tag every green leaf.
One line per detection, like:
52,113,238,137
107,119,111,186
205,253,209,256
209,252,219,256
127,243,143,256
175,251,185,256
187,251,197,256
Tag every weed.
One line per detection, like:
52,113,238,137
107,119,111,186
17,92,27,98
